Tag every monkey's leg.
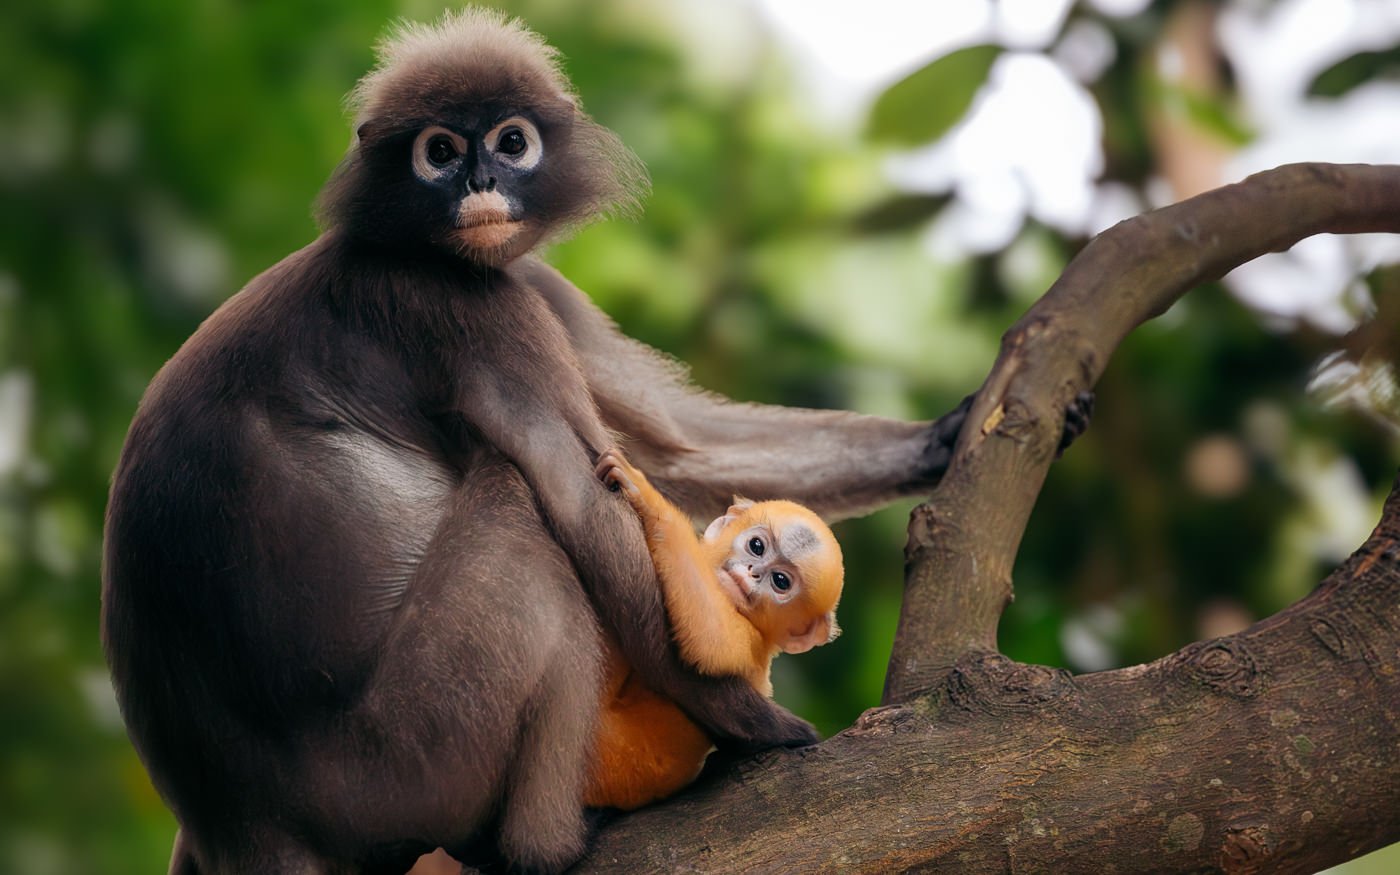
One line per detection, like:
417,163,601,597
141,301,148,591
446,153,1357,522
353,460,600,874
496,659,596,873
439,658,601,875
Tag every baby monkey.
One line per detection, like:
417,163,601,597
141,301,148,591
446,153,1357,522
586,449,843,810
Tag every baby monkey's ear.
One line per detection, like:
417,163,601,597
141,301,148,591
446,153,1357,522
702,496,755,542
727,496,755,514
781,611,838,655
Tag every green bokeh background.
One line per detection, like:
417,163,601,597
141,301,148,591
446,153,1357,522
2,1,1397,871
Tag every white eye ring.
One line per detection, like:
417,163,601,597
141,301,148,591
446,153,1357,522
411,126,468,182
484,117,542,171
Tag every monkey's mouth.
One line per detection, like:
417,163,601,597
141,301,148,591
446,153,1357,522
455,194,522,250
455,213,521,250
721,566,755,606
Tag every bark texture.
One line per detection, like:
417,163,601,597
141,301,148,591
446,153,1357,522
575,164,1400,873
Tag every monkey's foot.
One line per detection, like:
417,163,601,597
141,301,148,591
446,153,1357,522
921,389,1096,479
1057,390,1095,456
919,394,973,481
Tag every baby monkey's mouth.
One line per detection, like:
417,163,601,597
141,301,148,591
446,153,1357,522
721,564,756,606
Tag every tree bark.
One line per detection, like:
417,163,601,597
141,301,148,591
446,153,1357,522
575,164,1400,873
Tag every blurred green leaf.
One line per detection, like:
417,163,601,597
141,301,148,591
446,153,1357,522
850,192,950,234
1152,81,1253,146
1309,46,1400,98
1179,88,1252,146
865,45,1000,146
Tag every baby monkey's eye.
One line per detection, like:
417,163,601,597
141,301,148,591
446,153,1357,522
771,572,792,592
426,135,458,166
748,536,765,556
497,128,528,156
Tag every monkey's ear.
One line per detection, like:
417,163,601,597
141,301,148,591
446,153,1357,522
354,119,391,145
781,611,838,655
702,497,755,542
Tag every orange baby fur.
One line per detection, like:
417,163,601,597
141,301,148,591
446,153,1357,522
584,450,843,810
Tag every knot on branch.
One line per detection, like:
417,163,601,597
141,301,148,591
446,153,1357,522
1220,822,1303,874
846,704,933,738
904,503,964,562
979,396,1039,447
1308,615,1352,659
946,652,1078,715
1305,608,1377,667
1168,638,1262,699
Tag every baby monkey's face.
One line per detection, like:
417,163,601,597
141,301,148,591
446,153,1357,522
702,499,844,627
712,520,811,610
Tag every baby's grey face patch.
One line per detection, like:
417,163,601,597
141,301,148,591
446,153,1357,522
778,523,819,560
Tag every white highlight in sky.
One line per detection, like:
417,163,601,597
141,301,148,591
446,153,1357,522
895,53,1104,253
755,0,1103,251
753,0,993,120
996,0,1074,49
0,368,32,478
1219,0,1400,332
753,0,1400,328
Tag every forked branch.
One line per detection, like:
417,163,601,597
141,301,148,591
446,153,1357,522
884,162,1400,704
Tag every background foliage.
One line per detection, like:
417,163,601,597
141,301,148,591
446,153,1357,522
2,0,1397,871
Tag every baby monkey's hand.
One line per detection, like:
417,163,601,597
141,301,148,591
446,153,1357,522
595,448,643,500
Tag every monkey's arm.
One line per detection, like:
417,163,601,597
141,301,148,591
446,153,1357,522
519,260,953,521
595,450,760,680
524,261,1092,522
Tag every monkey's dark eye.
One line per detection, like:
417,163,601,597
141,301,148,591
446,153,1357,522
497,128,527,156
771,572,792,592
426,135,458,166
748,536,765,556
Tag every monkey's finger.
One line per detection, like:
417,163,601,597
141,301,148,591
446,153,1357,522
593,452,621,483
610,471,641,497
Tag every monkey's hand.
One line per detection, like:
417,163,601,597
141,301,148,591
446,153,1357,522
705,692,820,753
920,391,1095,481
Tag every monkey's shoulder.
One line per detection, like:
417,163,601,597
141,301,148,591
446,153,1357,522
127,239,425,457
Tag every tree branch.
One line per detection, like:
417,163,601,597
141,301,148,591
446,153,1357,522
576,163,1400,872
885,163,1400,703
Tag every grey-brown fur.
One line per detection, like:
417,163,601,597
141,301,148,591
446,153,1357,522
101,9,1027,875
